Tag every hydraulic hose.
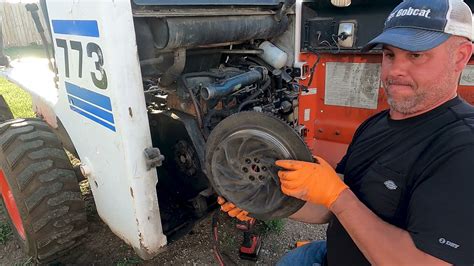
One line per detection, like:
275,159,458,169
237,78,271,112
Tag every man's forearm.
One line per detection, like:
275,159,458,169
330,190,449,265
289,202,331,224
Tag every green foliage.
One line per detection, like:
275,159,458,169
0,222,12,244
221,231,238,250
0,78,34,118
261,219,285,235
116,256,142,266
0,44,46,119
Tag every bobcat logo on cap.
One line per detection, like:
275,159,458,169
387,7,432,22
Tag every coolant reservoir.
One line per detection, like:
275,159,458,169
258,41,288,69
331,0,351,7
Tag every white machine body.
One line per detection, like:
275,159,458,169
3,0,167,258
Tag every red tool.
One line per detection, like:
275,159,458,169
236,218,262,261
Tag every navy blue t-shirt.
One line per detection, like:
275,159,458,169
327,97,474,265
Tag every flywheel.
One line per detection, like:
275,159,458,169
205,112,312,220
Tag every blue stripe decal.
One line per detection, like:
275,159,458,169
68,95,115,124
70,106,116,132
52,20,99,37
65,82,111,111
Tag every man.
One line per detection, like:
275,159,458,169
220,0,474,264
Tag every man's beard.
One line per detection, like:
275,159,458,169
383,75,454,116
384,83,425,115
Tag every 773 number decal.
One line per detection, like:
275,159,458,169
55,38,108,90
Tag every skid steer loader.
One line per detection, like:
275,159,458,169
0,0,473,262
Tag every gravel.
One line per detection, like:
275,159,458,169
0,197,327,265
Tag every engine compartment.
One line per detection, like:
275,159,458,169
132,1,309,240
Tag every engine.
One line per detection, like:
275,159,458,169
144,49,301,136
133,1,311,239
135,3,301,135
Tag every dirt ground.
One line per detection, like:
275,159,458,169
0,182,327,265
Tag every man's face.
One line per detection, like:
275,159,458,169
380,40,458,117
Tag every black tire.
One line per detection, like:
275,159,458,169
0,95,14,122
0,118,87,263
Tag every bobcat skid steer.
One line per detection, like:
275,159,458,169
0,0,473,262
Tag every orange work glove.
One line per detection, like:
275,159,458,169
217,196,253,222
276,156,349,209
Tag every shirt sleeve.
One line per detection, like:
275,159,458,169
407,145,474,265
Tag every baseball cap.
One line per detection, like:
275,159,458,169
362,0,473,52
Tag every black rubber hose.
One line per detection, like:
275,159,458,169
187,85,204,129
237,99,261,112
182,72,226,80
237,78,271,112
181,72,226,129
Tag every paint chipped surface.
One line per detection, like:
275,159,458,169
324,62,381,109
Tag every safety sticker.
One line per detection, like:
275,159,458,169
460,65,474,86
301,88,317,96
304,109,311,122
324,62,381,109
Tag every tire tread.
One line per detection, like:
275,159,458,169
0,118,87,263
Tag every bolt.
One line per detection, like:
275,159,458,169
80,164,92,177
245,158,252,164
249,176,255,181
242,167,249,173
262,166,267,171
258,175,265,181
254,158,260,163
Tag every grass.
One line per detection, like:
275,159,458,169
0,78,34,118
1,45,46,118
221,230,239,250
0,222,13,244
261,219,286,235
115,256,142,266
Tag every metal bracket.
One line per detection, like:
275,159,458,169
144,147,165,170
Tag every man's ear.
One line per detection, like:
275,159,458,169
455,41,473,72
